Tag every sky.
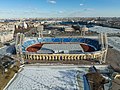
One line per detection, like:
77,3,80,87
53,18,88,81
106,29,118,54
0,0,120,18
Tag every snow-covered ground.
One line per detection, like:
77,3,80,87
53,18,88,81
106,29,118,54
89,26,120,34
108,37,120,51
89,26,120,51
6,66,89,90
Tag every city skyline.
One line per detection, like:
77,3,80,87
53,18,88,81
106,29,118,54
0,0,120,18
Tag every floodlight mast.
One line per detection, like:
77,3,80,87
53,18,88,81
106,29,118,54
16,33,25,64
98,33,108,64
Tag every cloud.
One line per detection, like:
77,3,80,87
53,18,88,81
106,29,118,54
67,8,96,17
58,11,64,14
48,0,56,4
67,11,82,17
80,3,84,6
84,8,95,11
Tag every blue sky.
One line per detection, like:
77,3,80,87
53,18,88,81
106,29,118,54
0,0,120,18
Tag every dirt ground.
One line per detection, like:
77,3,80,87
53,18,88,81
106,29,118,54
0,62,20,90
106,48,120,72
106,48,120,90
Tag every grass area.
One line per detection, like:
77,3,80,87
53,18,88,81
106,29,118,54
0,61,20,90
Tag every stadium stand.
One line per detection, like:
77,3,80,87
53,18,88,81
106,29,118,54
22,37,100,52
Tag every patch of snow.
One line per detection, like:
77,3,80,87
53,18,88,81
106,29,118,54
89,26,120,51
89,26,120,34
6,66,88,90
108,37,120,51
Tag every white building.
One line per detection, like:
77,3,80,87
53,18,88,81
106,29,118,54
15,21,28,29
23,22,28,29
0,24,15,43
65,26,75,32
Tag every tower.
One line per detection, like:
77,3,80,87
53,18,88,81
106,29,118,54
98,33,108,64
37,25,44,38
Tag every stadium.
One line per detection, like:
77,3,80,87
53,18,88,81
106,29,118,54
8,27,111,90
16,32,108,64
